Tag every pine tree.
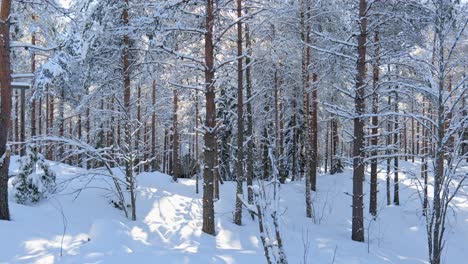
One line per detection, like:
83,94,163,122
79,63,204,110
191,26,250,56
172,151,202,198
351,0,367,243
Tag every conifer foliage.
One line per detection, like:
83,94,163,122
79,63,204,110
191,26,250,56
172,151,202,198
13,144,56,204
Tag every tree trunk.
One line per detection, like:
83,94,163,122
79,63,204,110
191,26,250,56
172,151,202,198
351,0,367,242
262,127,269,180
84,87,91,166
172,89,180,181
38,96,42,149
245,21,254,203
136,85,141,172
422,97,428,215
143,122,149,171
411,91,415,163
202,0,216,235
122,0,136,221
195,92,200,194
58,90,65,159
14,91,18,154
234,0,244,226
78,110,82,164
301,0,313,219
369,30,379,217
20,88,26,157
163,128,168,174
151,80,157,171
46,87,54,160
403,117,407,161
311,73,318,191
30,18,36,140
386,96,392,206
214,138,220,201
393,91,400,206
324,121,329,174
0,0,12,221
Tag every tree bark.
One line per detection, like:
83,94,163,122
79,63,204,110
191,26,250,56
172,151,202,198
122,0,136,221
151,80,157,171
30,17,36,140
311,72,318,191
245,21,254,203
0,0,12,221
385,96,391,207
301,0,313,219
324,121,329,174
234,0,244,226
136,85,141,172
202,0,216,235
172,89,180,181
393,91,400,206
163,128,168,174
20,87,25,156
14,90,18,154
351,0,367,242
46,87,54,160
195,92,200,194
369,30,379,217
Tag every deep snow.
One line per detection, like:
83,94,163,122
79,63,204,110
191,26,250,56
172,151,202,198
1,156,467,264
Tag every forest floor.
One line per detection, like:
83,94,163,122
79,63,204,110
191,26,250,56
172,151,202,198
0,157,467,264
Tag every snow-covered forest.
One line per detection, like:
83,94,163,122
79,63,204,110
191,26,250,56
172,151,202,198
0,0,467,263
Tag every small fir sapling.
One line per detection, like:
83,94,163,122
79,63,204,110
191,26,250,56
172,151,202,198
13,144,56,204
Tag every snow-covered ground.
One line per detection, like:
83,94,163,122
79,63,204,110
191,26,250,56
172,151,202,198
1,157,467,264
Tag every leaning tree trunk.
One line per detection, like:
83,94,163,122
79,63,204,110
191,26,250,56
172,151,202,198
0,0,12,221
351,0,367,242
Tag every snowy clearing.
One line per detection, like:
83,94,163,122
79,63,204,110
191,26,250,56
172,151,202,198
1,157,467,264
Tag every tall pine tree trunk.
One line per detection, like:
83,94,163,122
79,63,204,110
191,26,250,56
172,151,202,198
163,128,168,174
14,91,18,154
195,92,200,194
135,85,141,172
20,88,25,156
301,0,312,219
311,73,318,191
151,80,157,171
172,89,180,181
393,91,400,205
386,95,392,206
46,87,54,160
122,0,136,221
30,16,36,140
0,0,12,221
245,20,254,204
202,0,216,235
234,0,244,226
369,30,379,217
351,0,367,242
